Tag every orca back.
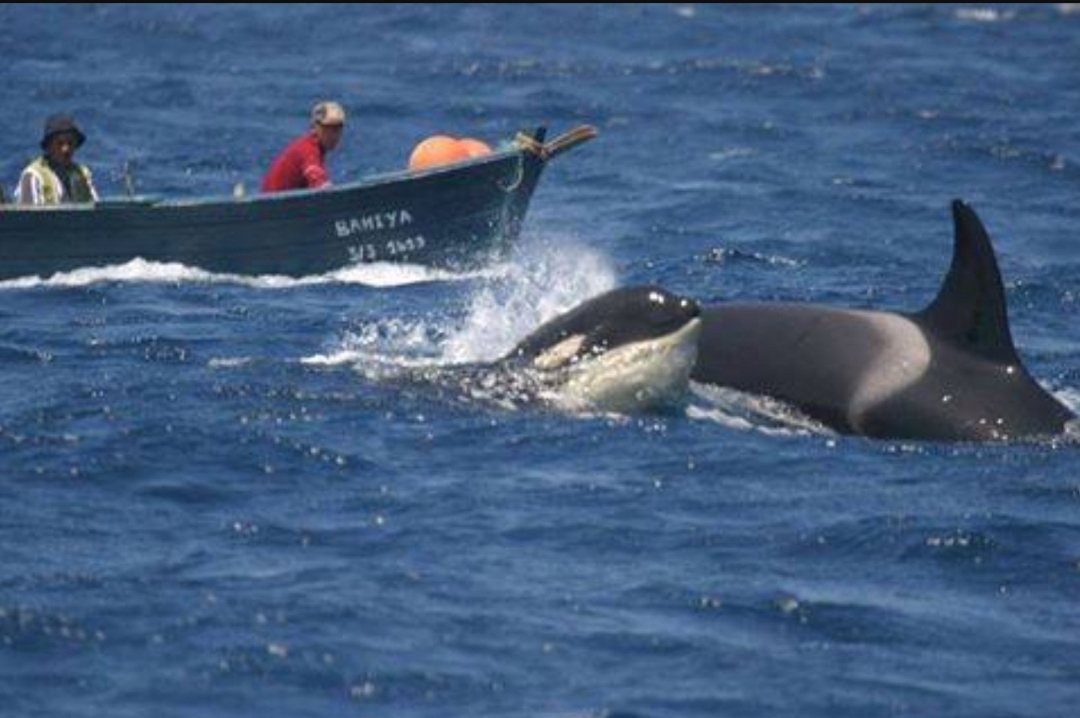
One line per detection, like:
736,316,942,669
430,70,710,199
692,200,1075,440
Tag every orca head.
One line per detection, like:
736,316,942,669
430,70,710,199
505,286,702,413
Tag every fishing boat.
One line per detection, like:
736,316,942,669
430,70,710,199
0,125,596,280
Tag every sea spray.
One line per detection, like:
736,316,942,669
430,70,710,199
319,235,618,372
440,236,617,363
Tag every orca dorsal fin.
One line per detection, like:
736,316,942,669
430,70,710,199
916,200,1019,364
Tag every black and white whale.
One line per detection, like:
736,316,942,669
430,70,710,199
501,285,702,413
387,286,702,415
692,200,1075,441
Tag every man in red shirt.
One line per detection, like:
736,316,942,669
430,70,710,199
261,101,346,193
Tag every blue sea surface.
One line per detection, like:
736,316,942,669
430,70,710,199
2,4,1079,717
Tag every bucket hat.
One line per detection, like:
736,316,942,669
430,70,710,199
40,113,86,150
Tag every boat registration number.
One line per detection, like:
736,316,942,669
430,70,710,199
349,235,427,262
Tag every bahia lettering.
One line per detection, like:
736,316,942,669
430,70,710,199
335,209,414,238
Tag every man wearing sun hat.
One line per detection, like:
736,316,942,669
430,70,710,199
15,113,99,205
261,100,346,193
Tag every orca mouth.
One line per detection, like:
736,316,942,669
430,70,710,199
548,317,703,414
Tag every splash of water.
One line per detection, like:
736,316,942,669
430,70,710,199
440,236,618,363
321,235,619,372
306,235,624,411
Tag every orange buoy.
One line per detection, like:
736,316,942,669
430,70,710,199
408,135,471,171
458,137,492,158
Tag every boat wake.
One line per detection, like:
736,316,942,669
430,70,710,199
0,257,488,290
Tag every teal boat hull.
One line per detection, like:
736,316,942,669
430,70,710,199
0,127,594,280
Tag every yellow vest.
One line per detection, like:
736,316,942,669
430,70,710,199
24,156,95,204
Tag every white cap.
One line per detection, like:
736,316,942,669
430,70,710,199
311,101,346,126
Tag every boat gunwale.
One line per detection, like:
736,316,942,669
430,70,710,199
0,143,532,214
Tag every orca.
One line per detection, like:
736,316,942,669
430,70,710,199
691,200,1076,441
503,286,702,414
384,286,703,415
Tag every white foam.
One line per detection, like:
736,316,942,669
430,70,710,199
207,357,253,368
955,7,1015,22
305,317,447,378
1063,419,1080,444
0,257,476,290
688,383,834,437
1056,386,1080,416
301,349,369,368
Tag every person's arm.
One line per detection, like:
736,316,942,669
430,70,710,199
298,141,330,189
301,160,330,189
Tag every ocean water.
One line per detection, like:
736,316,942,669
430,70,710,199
2,4,1079,717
